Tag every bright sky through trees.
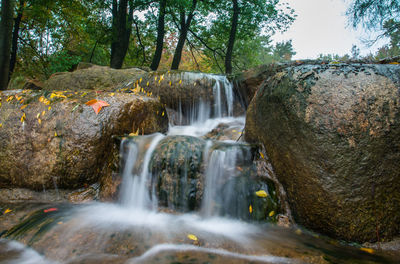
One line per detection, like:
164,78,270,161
272,0,388,59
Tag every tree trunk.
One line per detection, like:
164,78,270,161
0,0,15,90
9,0,24,80
225,0,239,74
110,0,134,69
150,0,167,71
171,0,197,70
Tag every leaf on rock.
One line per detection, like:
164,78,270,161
256,190,268,198
85,99,110,114
44,208,58,213
360,247,375,254
269,211,275,217
187,234,198,241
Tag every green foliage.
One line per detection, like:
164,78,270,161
9,0,297,81
48,51,81,74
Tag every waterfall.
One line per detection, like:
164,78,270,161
119,133,165,210
173,72,234,125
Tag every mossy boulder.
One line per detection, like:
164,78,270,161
0,89,168,192
150,135,206,211
43,65,146,91
245,63,400,242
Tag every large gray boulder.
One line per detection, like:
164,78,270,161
245,63,400,242
0,90,168,191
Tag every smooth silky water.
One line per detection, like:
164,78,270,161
0,74,397,264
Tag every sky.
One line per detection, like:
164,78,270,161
272,0,388,59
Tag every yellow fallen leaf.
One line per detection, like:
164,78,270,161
256,190,268,197
7,96,13,102
20,113,26,123
169,81,172,86
260,151,264,159
42,111,45,116
36,113,40,118
4,208,12,214
38,118,41,124
146,81,149,86
249,205,253,213
161,111,165,116
389,62,399,64
54,132,58,137
154,76,158,81
0,123,2,128
109,93,115,96
129,129,139,137
20,105,27,110
48,106,51,111
0,102,2,107
39,96,44,102
295,229,302,235
269,211,275,217
360,247,375,254
179,79,182,84
57,221,63,225
187,234,198,241
139,78,142,83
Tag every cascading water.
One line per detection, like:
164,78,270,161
2,72,394,264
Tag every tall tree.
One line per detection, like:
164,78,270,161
0,0,15,89
170,0,197,70
225,0,239,74
9,0,25,80
150,0,167,70
110,0,135,69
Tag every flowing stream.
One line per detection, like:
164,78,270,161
0,73,397,264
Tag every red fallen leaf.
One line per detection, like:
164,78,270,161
44,208,58,213
85,99,110,114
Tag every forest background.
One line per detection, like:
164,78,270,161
0,0,399,90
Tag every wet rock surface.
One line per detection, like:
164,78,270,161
43,65,146,91
245,63,400,242
150,135,206,211
0,89,168,192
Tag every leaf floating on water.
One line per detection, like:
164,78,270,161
269,211,275,217
4,208,12,214
187,234,198,241
360,247,375,254
249,205,253,213
85,99,110,114
44,208,58,213
255,190,268,197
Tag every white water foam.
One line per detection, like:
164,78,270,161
128,243,293,264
